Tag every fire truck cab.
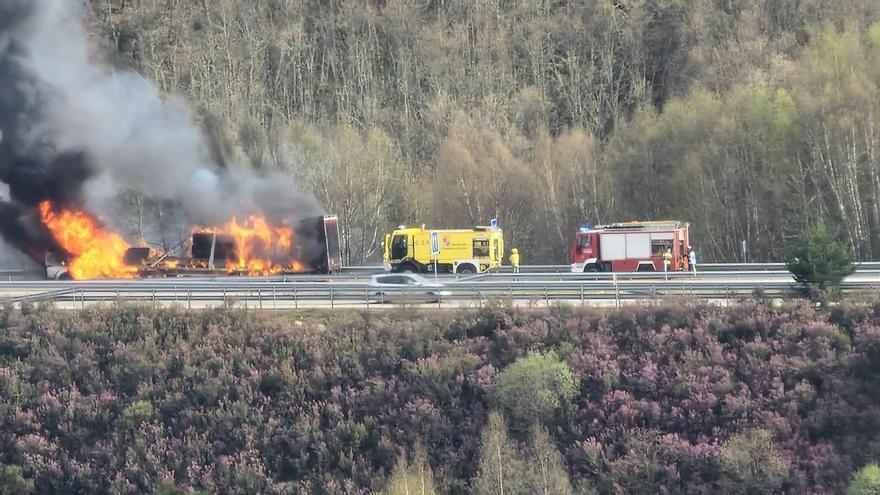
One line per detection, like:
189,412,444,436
570,220,689,273
383,225,504,274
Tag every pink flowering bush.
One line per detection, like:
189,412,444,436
0,300,878,493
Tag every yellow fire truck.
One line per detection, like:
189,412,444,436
383,225,504,274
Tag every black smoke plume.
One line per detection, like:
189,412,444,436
0,0,321,265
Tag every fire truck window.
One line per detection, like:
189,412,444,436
578,236,592,249
391,235,407,260
651,240,673,256
473,239,490,257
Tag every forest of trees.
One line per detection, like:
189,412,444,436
84,0,880,264
2,301,880,493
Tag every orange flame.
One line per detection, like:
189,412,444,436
206,215,296,276
38,201,137,280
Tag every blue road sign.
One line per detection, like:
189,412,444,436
490,218,498,229
431,231,440,255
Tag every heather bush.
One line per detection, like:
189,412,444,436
0,302,879,493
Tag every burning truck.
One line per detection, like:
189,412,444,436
0,0,341,281
40,201,342,280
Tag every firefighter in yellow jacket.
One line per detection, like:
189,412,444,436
509,248,520,273
663,248,673,272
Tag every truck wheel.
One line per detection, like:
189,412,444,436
457,265,476,275
399,264,418,274
585,265,599,273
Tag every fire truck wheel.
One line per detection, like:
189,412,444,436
585,265,599,273
399,265,418,274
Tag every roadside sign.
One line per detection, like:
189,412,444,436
431,231,440,255
490,218,498,229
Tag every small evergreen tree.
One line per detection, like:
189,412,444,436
786,224,855,300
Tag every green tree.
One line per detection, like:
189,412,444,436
527,426,575,495
847,464,880,495
472,412,532,495
718,429,790,494
490,351,579,431
0,465,34,495
786,223,856,300
384,444,437,495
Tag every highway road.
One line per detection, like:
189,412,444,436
0,266,878,310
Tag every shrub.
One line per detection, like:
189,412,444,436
847,464,880,495
718,429,789,494
122,400,155,425
0,465,34,495
490,351,579,431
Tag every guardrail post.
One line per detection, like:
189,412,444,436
188,290,192,310
294,288,298,309
544,287,549,307
273,287,277,312
258,289,263,310
330,287,334,309
580,284,584,303
365,288,370,309
152,289,156,308
222,288,227,308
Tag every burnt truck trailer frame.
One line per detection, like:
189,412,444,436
44,215,343,279
152,215,343,276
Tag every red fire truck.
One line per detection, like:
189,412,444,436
570,220,690,272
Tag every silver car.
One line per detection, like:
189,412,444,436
369,273,450,303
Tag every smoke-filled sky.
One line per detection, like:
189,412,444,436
0,0,321,262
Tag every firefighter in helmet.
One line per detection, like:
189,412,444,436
663,247,673,272
509,248,521,273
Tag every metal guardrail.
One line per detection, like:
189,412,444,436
3,262,880,281
5,275,879,309
343,262,880,274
